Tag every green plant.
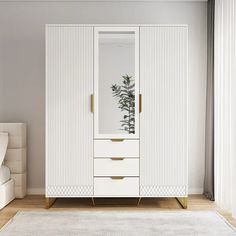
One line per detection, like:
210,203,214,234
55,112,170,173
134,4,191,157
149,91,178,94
111,75,135,134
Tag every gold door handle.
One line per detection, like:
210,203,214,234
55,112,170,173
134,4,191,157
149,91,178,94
110,176,124,180
110,139,124,142
139,94,142,113
110,157,124,161
91,94,94,113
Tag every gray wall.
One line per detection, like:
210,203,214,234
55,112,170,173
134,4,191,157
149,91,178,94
0,1,207,194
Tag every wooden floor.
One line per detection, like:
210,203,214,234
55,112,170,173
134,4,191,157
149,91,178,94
1,195,236,229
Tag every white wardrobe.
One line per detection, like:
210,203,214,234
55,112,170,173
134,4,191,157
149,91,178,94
46,25,188,202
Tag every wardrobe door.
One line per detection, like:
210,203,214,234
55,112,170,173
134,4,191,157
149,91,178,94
46,26,93,197
140,26,188,197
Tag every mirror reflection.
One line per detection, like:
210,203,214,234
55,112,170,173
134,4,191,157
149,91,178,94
98,31,135,135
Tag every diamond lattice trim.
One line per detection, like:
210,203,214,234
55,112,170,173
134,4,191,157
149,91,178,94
47,185,93,196
140,185,187,196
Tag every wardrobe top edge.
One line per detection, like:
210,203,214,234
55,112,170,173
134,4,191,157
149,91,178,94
45,24,188,28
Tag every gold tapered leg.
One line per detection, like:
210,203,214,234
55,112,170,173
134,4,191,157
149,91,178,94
176,197,188,209
137,197,142,206
91,197,95,206
45,197,56,209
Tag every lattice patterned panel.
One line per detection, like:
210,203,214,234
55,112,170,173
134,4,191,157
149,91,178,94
47,186,93,197
140,186,187,197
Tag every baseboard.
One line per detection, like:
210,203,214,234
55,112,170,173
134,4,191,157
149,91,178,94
27,188,203,195
189,188,203,194
27,188,45,195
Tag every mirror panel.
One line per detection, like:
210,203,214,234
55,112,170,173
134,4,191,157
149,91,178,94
94,27,139,139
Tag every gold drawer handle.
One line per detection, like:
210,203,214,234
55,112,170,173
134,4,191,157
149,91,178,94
110,139,124,142
110,157,124,161
110,176,124,180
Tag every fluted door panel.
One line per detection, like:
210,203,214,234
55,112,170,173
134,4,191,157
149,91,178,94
46,26,93,197
140,26,188,197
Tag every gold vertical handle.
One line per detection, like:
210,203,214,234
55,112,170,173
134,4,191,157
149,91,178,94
91,94,94,113
139,94,142,113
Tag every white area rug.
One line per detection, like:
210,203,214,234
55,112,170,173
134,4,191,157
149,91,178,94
0,211,236,236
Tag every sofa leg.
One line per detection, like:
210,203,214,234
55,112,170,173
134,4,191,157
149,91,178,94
45,197,57,209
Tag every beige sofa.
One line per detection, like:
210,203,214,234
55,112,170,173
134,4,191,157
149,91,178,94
0,123,27,199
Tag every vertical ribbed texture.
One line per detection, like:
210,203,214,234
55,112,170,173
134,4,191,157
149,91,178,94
140,26,188,197
46,26,93,197
215,0,236,218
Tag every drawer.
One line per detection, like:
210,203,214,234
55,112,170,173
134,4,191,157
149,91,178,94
94,158,139,177
94,177,139,196
94,140,139,158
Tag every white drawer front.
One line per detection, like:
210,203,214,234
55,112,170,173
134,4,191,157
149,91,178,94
94,177,139,196
94,158,139,176
94,140,139,157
